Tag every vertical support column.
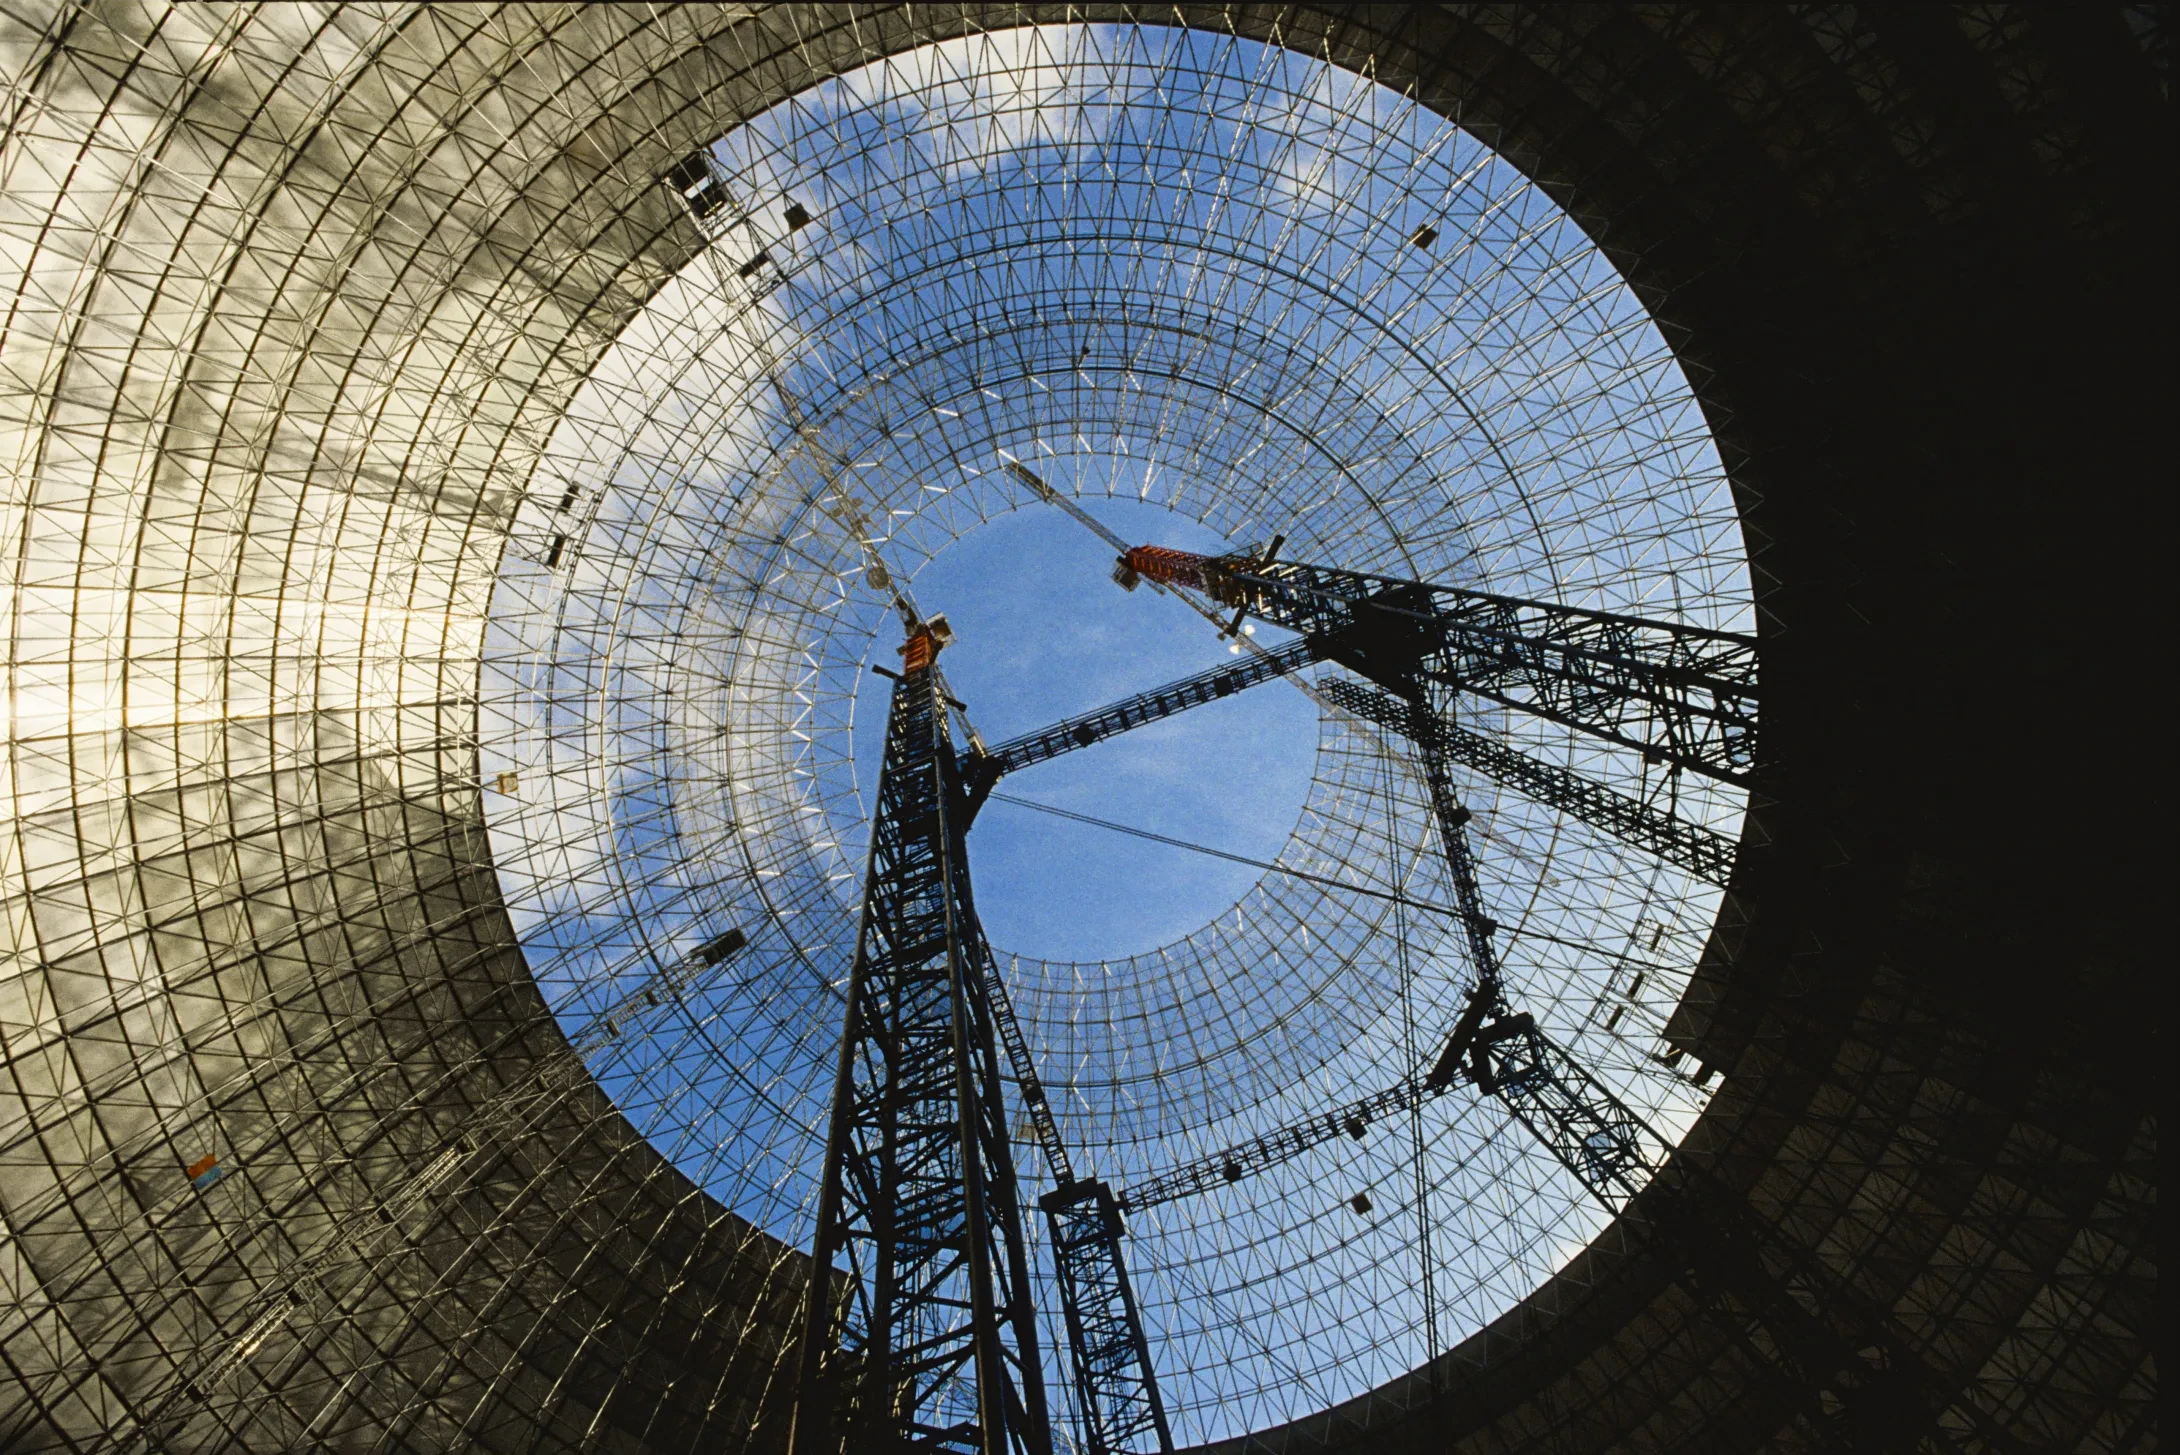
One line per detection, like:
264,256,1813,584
1041,1181,1174,1455
1402,683,1506,1017
790,624,1051,1455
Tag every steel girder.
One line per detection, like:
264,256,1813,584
1120,549,1761,784
1117,1078,1444,1213
1041,1181,1175,1455
961,640,1317,817
961,591,1739,888
790,644,1051,1455
973,919,1174,1455
1320,678,1738,887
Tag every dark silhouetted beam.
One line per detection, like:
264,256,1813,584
1321,679,1738,887
1119,547,1760,783
961,639,1317,816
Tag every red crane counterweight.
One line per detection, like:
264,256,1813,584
1113,545,1210,593
1115,545,1268,607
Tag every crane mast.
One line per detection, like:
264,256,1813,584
1040,1179,1173,1455
977,930,1174,1455
790,618,1051,1455
1110,542,1983,1449
793,616,1170,1455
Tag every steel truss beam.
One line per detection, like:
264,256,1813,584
1117,1077,1444,1213
974,928,1174,1454
1118,547,1761,783
1041,1180,1175,1455
1321,678,1738,886
962,641,1733,890
961,640,1316,817
790,632,1051,1455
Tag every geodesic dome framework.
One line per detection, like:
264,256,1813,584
474,26,1753,1439
0,6,2159,1454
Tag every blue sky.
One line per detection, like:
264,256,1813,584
477,20,1751,1442
857,496,1318,960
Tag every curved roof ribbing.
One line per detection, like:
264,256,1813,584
472,26,1744,1436
0,6,2159,1454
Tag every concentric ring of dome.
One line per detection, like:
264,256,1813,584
473,24,1751,1442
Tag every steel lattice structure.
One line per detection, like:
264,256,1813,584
792,625,1049,1454
469,24,1751,1441
0,15,1754,1447
7,7,2150,1455
1117,546,1761,782
1041,1179,1172,1455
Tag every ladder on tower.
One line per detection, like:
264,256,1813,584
791,617,1172,1455
789,619,1051,1455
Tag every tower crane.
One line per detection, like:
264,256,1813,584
790,616,1052,1455
1089,541,1993,1452
791,616,1171,1455
1113,543,1760,784
958,601,1736,887
792,533,1966,1449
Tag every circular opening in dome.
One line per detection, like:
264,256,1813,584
477,21,1752,1443
856,494,1318,961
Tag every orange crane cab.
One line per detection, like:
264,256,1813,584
897,613,954,673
